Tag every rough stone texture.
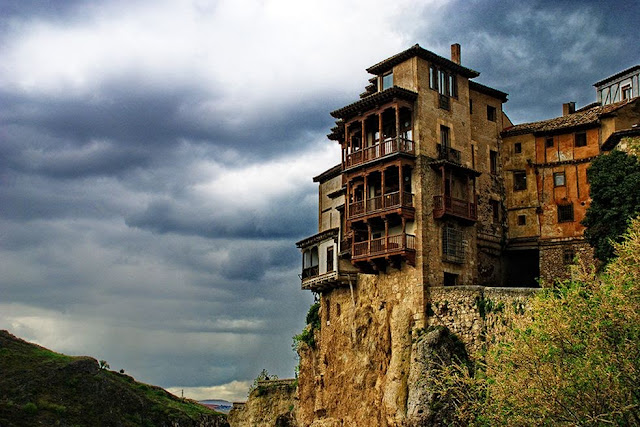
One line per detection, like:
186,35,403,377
539,240,594,286
297,268,423,427
228,381,297,427
426,286,536,354
405,326,469,427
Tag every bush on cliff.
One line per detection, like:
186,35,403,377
583,149,640,263
436,216,640,426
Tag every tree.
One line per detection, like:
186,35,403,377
582,149,640,262
436,216,640,426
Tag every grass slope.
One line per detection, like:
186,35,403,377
0,330,228,427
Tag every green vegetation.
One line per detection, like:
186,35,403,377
433,217,640,426
292,302,320,351
583,149,640,263
0,331,227,426
248,369,278,396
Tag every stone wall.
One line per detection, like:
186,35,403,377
426,285,537,354
228,379,297,427
539,240,593,285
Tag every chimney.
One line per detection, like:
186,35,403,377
451,43,461,65
563,102,576,116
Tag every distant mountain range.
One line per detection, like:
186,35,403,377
199,400,233,414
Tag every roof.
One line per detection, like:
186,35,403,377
366,44,480,78
593,65,640,87
313,164,342,183
501,99,637,137
296,228,339,248
602,126,640,151
469,80,508,103
330,86,418,120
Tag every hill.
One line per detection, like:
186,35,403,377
0,330,229,427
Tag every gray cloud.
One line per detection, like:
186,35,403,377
0,0,637,401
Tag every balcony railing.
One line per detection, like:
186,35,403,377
436,144,461,164
433,195,477,222
352,233,416,260
346,137,414,168
348,191,413,219
301,265,319,279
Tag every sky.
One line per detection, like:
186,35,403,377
1,0,639,402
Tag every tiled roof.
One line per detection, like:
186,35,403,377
469,81,508,103
330,86,418,120
366,44,480,78
501,99,637,137
313,164,342,183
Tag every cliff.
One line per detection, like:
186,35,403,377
228,379,297,426
0,330,228,427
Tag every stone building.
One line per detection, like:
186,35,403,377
501,94,640,283
294,45,640,426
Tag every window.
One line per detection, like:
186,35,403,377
490,200,500,224
429,66,438,90
490,150,498,174
554,172,566,187
487,105,496,122
326,246,334,272
514,142,522,154
302,246,319,279
545,137,554,148
443,272,458,286
513,171,527,191
469,98,473,114
575,132,587,147
448,74,457,98
440,125,450,148
517,214,526,226
442,226,464,263
381,72,393,91
430,65,457,98
558,203,574,223
622,85,632,100
563,248,576,265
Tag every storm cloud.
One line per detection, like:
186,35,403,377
1,0,638,401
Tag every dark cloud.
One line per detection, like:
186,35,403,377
1,0,637,400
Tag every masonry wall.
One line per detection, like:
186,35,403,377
425,286,537,354
539,241,593,285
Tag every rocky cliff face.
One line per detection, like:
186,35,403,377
228,380,297,427
296,269,423,427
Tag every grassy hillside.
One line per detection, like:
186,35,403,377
0,330,228,427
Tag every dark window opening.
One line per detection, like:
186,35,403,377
440,125,450,148
554,172,566,187
490,200,500,224
517,214,526,226
487,105,496,122
546,137,554,148
558,204,574,223
514,142,522,154
444,272,458,286
514,171,527,191
563,248,576,265
575,132,587,147
490,150,498,174
326,246,334,272
469,98,473,114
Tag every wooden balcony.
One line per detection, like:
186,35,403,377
436,144,461,164
300,270,358,292
433,195,477,222
345,137,414,168
348,191,413,220
351,233,416,264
